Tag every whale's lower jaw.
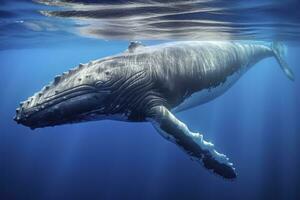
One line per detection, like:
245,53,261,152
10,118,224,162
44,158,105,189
14,88,110,129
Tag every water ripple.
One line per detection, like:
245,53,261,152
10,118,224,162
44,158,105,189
1,0,300,50
34,0,300,41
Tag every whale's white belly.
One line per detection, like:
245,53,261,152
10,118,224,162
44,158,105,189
172,69,245,113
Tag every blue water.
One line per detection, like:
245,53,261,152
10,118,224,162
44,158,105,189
1,0,300,200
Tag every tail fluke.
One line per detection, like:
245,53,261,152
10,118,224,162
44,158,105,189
272,42,295,81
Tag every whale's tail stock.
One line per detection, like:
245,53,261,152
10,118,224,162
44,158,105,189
272,41,295,81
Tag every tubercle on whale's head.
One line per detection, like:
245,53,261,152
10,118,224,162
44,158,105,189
14,59,123,129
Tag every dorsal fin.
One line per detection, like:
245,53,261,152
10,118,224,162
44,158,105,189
127,41,145,53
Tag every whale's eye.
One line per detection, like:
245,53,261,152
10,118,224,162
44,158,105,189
105,71,110,75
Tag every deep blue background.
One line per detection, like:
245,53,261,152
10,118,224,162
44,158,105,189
1,39,300,200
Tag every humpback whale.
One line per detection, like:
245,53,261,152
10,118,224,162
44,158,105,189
14,41,294,179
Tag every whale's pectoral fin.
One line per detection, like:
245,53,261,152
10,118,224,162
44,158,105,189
146,105,237,179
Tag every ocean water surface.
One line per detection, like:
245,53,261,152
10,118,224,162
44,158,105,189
1,0,300,200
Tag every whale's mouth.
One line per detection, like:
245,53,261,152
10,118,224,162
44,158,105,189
14,85,110,129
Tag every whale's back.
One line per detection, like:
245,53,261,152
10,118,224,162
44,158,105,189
135,41,274,112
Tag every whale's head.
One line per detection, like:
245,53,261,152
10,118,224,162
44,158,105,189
14,58,128,129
